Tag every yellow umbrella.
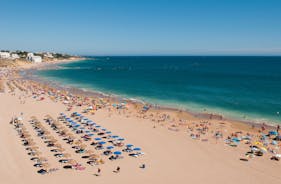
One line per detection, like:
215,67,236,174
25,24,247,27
260,147,267,152
255,142,263,146
86,150,95,155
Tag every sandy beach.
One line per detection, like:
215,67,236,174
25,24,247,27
0,61,280,184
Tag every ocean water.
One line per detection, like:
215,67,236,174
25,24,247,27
36,56,281,124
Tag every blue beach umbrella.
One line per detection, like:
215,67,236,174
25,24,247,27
232,138,240,142
96,125,101,128
112,135,118,138
114,151,122,155
126,144,133,147
98,141,106,145
133,147,141,151
269,131,278,136
88,133,94,137
95,138,102,141
106,146,114,150
102,128,107,131
117,138,125,141
106,131,112,134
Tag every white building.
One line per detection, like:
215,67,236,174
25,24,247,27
26,53,34,61
26,53,42,63
11,53,20,60
0,52,10,59
32,56,42,63
44,52,53,58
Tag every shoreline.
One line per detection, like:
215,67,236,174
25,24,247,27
19,58,277,130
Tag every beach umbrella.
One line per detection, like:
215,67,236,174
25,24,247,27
38,157,48,162
106,146,114,150
98,141,106,145
54,144,62,148
260,147,267,153
68,159,78,165
95,125,101,128
126,144,133,147
24,134,31,138
269,131,278,136
42,163,50,168
114,151,122,155
86,150,95,154
133,147,141,151
255,142,263,146
30,146,39,150
106,131,112,134
34,151,42,156
63,153,71,158
117,138,125,141
79,144,87,149
250,146,259,152
31,116,37,119
57,148,65,152
95,137,102,141
232,138,240,143
89,154,99,159
112,135,118,138
101,128,107,131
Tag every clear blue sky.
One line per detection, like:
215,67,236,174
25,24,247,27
1,0,281,56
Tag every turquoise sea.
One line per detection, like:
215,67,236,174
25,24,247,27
36,56,281,124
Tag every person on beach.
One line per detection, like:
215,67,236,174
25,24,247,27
97,168,101,176
116,166,120,173
140,164,146,169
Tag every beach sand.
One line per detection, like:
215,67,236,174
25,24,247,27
0,63,280,184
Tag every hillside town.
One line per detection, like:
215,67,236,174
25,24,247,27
0,50,80,67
